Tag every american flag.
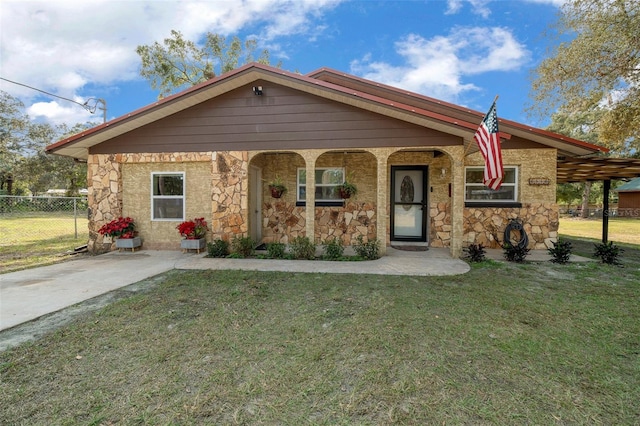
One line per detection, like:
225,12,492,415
473,101,503,190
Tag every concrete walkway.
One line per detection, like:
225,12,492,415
0,248,469,332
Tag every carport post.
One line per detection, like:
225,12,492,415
602,179,610,244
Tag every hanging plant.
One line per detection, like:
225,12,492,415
338,181,357,199
268,176,287,198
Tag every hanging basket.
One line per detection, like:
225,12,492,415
339,188,352,199
269,185,286,198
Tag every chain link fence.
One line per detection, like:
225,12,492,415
0,196,89,246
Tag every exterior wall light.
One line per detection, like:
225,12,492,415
253,86,263,95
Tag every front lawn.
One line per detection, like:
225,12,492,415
559,217,640,245
1,251,638,424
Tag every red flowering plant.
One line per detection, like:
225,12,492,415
98,217,136,239
176,217,209,239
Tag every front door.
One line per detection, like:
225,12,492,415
391,166,428,242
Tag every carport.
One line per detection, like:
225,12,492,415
557,156,640,242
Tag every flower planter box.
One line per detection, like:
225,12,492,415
181,238,206,253
115,236,142,252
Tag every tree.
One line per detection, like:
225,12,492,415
0,91,29,193
137,30,278,99
547,108,603,218
0,90,90,195
529,0,639,153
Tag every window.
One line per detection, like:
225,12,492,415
151,172,185,220
297,168,344,202
465,167,518,203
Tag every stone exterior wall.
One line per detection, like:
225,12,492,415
262,201,306,243
122,160,212,250
210,151,249,241
261,201,377,245
87,145,558,255
430,202,452,247
465,148,557,203
87,151,248,253
258,151,379,245
462,148,559,249
87,154,122,254
463,204,559,249
315,202,376,244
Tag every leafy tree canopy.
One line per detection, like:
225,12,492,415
137,30,279,99
0,90,91,195
529,0,639,153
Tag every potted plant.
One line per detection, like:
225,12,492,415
176,217,209,253
338,180,358,199
98,216,141,251
268,176,287,198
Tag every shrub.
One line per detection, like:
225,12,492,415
207,239,229,257
548,239,572,264
502,242,530,263
463,243,486,263
266,242,286,259
289,236,316,260
323,237,345,260
593,241,624,265
231,236,255,258
353,236,380,260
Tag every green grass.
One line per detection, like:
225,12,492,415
1,257,638,424
0,214,89,273
559,217,640,245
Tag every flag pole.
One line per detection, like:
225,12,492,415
463,95,499,156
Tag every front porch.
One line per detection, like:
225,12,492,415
248,146,461,257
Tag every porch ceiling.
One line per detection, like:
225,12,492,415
557,157,640,183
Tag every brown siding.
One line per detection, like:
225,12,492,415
91,81,460,155
619,193,640,210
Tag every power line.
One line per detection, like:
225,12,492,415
0,76,107,122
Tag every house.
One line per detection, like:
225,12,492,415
46,63,607,257
616,178,640,217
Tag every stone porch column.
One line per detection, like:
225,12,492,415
450,145,465,258
301,150,322,241
375,152,389,256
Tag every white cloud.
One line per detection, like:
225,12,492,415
350,27,529,103
524,0,566,6
445,0,463,15
0,0,343,124
27,100,95,127
446,0,565,16
445,0,492,18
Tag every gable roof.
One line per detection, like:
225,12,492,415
616,177,640,192
47,62,607,160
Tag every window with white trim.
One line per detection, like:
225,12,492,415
151,172,185,220
297,168,344,202
465,167,518,202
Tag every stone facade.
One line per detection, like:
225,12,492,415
262,201,306,243
430,202,452,247
463,204,559,249
87,153,122,254
261,201,377,245
87,151,248,252
86,145,559,256
315,202,377,244
462,148,559,249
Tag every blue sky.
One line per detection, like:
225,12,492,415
0,0,565,130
